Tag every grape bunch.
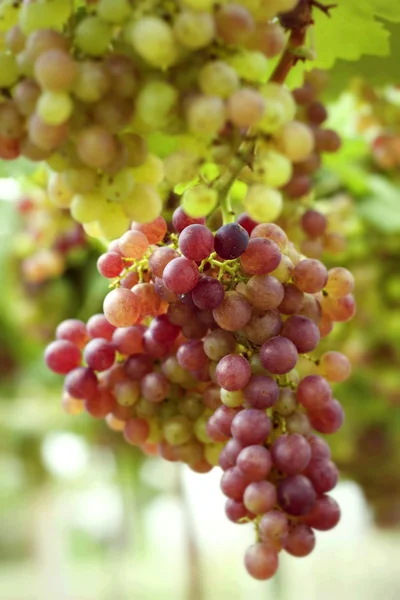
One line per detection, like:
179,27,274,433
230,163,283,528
0,0,332,242
45,207,355,580
15,192,86,284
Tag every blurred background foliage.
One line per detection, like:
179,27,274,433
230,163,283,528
0,73,400,600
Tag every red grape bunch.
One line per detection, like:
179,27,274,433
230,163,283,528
45,207,355,580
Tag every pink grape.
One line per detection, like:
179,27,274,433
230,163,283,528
178,224,214,261
284,524,315,557
163,257,199,294
55,319,88,349
244,480,277,515
97,252,124,278
64,367,98,400
216,354,251,391
244,543,279,580
231,408,271,446
87,314,116,341
271,433,311,475
103,288,140,327
260,336,298,374
237,445,272,481
45,340,81,374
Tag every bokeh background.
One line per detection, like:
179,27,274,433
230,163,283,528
1,73,400,600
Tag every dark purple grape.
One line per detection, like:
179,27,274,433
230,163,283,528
281,315,320,354
192,276,224,310
214,222,249,259
277,474,316,516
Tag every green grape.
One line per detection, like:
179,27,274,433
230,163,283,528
182,184,218,217
253,150,293,187
0,52,19,87
204,443,225,466
220,389,244,408
136,80,178,129
182,0,215,9
227,88,265,128
228,50,268,82
129,17,178,69
75,16,112,57
162,416,192,446
261,83,296,121
194,416,212,444
164,151,199,186
97,202,131,240
19,0,72,34
122,183,162,222
82,221,102,238
276,121,315,163
0,0,19,32
174,10,215,50
37,91,73,125
198,60,239,98
100,169,135,203
186,96,226,137
70,192,107,224
73,61,110,103
131,154,164,185
97,0,131,23
48,172,74,208
244,184,283,222
63,168,97,194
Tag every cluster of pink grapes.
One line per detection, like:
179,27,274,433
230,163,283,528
45,207,355,580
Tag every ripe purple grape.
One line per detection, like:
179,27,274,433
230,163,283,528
284,524,315,557
231,408,271,446
309,398,344,434
178,224,214,261
260,336,298,374
277,474,316,516
214,222,249,259
64,366,98,401
271,433,311,475
303,494,340,530
237,445,272,481
192,276,224,310
296,375,332,411
243,375,279,409
163,257,199,294
281,315,320,354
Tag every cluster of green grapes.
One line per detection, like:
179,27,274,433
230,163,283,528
45,206,356,580
14,190,86,284
0,0,342,242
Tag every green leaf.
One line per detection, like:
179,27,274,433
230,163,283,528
312,0,391,70
358,175,400,232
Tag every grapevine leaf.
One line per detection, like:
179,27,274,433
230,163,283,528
358,175,400,232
